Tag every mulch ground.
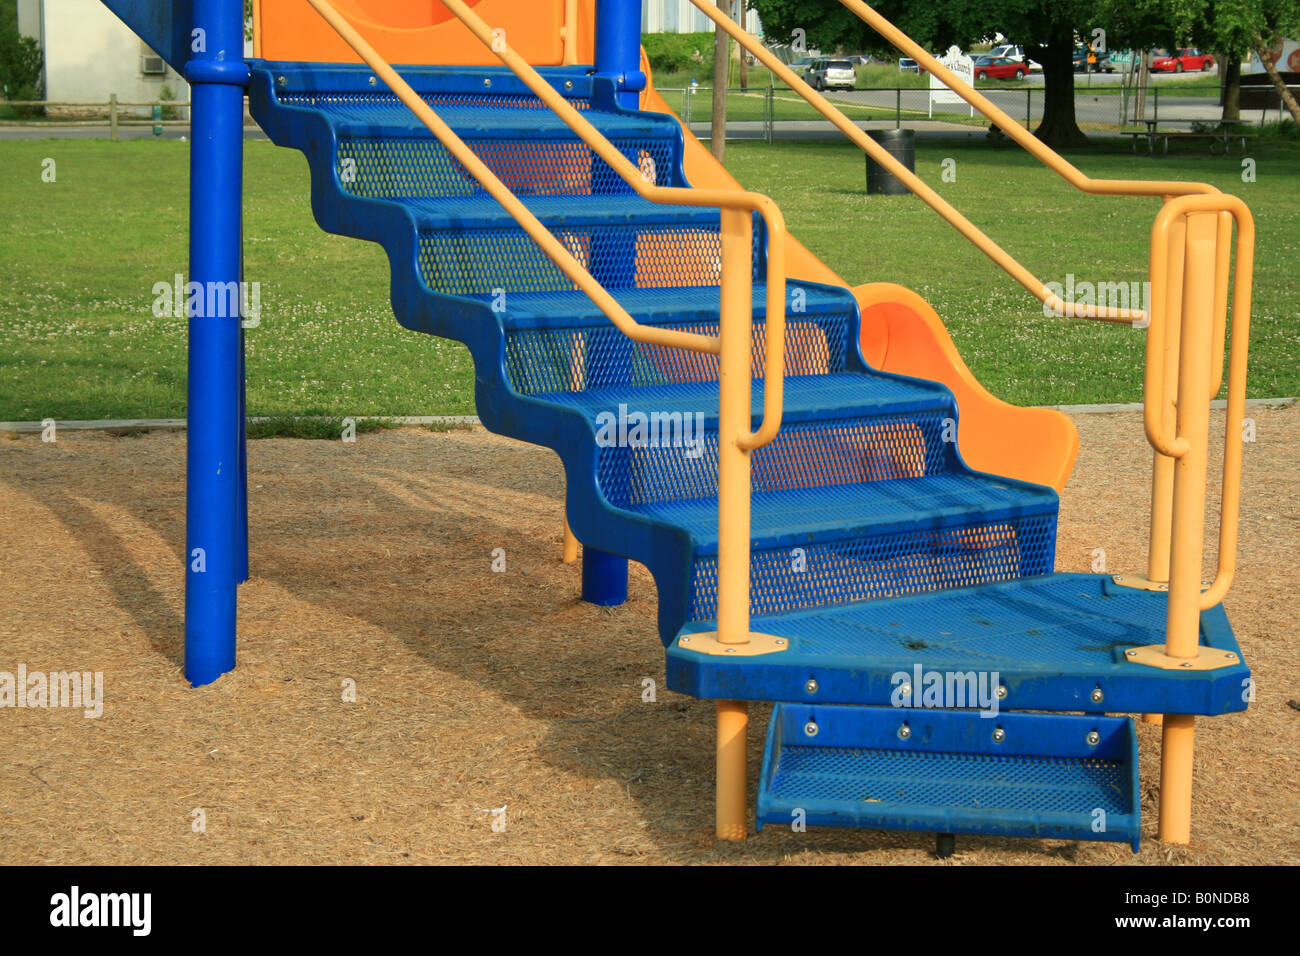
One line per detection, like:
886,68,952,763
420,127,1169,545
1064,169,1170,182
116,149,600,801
1,406,1295,865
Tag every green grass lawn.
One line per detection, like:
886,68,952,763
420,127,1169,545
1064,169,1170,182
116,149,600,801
1,135,1295,421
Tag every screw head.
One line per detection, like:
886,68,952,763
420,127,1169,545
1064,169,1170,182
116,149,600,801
992,727,1006,743
483,77,493,87
898,724,911,740
276,75,286,87
899,683,912,698
725,647,736,654
803,721,818,737
1090,687,1105,703
368,75,377,86
1086,731,1101,746
564,79,574,90
680,636,690,644
775,639,786,646
804,679,819,695
995,684,1008,700
1126,649,1137,657
1180,662,1194,668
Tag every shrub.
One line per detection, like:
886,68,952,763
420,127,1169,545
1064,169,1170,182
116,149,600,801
642,32,714,77
0,29,44,117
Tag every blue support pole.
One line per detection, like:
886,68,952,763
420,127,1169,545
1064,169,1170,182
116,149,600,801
582,548,629,606
237,325,249,584
594,0,646,110
183,0,249,686
585,0,640,606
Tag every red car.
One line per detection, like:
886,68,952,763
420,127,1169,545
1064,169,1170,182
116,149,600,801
1152,48,1215,72
972,55,1029,80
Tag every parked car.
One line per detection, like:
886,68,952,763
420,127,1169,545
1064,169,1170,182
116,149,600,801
987,43,1043,72
806,57,859,91
847,54,884,66
972,54,1029,80
1152,48,1215,72
898,56,920,73
1073,46,1099,72
790,56,818,74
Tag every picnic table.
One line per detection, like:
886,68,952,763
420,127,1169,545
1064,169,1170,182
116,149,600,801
1120,119,1257,155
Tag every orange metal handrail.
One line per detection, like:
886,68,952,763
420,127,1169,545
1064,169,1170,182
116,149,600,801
1146,194,1253,613
438,0,789,452
687,0,1234,324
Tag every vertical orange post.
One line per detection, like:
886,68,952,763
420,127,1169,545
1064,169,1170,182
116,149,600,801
1157,210,1218,845
714,208,755,839
1147,211,1186,587
1143,209,1186,727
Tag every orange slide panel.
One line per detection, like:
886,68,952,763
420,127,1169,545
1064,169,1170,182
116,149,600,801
638,53,1078,492
257,0,596,66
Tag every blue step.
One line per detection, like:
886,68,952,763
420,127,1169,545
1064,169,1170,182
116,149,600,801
502,286,866,395
404,195,723,231
669,573,1250,715
758,704,1141,850
493,283,849,328
639,475,1056,622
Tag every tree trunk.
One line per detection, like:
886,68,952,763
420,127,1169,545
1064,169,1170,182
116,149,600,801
1254,33,1300,126
1034,32,1088,147
1220,55,1240,124
711,4,728,162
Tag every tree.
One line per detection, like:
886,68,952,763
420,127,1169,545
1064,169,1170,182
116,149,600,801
1193,0,1300,125
751,0,1102,147
1109,0,1300,125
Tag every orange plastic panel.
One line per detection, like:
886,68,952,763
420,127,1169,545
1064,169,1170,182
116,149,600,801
854,283,1078,491
258,0,596,66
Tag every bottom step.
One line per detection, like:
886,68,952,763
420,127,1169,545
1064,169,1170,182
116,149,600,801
757,705,1140,851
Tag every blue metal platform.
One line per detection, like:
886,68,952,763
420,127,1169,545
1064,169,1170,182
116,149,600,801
670,573,1249,715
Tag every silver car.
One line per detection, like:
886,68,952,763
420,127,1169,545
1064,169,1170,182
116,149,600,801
806,58,858,91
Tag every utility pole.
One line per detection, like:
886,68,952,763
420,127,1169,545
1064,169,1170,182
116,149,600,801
711,0,728,162
737,1,748,91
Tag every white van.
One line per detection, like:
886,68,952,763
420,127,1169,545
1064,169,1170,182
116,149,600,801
987,44,1042,72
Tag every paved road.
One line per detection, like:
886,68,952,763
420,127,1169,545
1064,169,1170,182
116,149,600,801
823,87,1225,125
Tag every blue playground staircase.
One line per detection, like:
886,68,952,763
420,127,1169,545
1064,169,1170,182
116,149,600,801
248,62,1250,852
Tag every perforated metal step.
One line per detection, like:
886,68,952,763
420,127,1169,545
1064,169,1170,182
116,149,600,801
641,476,1056,621
757,704,1140,850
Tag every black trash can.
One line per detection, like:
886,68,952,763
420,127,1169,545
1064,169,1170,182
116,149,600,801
865,128,915,195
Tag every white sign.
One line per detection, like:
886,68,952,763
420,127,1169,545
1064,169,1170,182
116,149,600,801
930,45,975,117
1246,36,1300,74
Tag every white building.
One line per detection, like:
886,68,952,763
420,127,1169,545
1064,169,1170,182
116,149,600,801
17,0,188,115
642,1,763,35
